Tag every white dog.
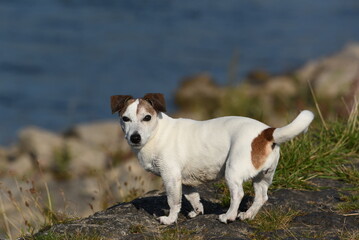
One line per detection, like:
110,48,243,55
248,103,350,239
111,93,314,225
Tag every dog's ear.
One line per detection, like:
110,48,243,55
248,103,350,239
111,95,133,114
143,93,166,113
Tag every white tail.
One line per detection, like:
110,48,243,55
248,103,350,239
273,110,314,144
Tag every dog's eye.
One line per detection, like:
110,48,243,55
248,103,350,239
143,115,152,122
122,116,130,122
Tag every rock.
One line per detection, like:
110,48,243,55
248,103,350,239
64,121,133,171
174,73,224,119
15,123,133,175
6,154,33,176
30,178,358,240
296,44,359,101
65,121,130,154
18,126,64,169
264,76,297,96
65,138,107,174
16,126,109,174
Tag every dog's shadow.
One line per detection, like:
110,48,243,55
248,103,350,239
130,194,253,217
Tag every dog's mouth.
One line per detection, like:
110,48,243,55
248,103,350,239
129,143,141,147
128,141,143,149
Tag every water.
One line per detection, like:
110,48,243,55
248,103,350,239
1,0,359,145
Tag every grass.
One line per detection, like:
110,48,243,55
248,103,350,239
336,192,359,214
213,181,231,207
128,223,203,240
128,224,147,234
331,164,359,188
24,231,105,240
338,229,359,240
245,207,303,240
151,225,203,240
246,207,302,233
272,100,358,190
0,166,78,240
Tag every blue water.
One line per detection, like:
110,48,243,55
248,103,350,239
1,0,359,145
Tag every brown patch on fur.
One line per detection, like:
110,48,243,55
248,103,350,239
111,95,134,115
251,128,276,169
137,99,156,115
143,93,166,112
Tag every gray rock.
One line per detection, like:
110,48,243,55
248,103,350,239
296,43,359,100
5,154,33,176
65,121,130,155
30,178,358,239
18,126,64,169
65,138,107,173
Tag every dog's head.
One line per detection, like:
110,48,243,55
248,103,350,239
111,93,166,149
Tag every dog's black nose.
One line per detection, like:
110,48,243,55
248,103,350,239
130,133,141,144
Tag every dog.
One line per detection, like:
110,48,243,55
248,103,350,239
110,93,314,224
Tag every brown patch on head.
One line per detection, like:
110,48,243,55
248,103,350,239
110,95,135,115
251,128,276,169
137,99,156,116
143,93,166,113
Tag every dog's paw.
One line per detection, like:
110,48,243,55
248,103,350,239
238,212,247,220
188,211,198,218
238,212,254,221
196,204,204,214
218,212,237,223
218,213,236,224
188,209,203,218
218,214,228,224
188,205,204,218
158,216,176,225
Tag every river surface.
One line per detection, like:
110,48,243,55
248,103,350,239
1,0,359,145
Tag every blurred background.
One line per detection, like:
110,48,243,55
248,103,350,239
1,0,359,238
1,0,359,145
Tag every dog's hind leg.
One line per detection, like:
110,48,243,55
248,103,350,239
183,185,204,218
238,161,278,220
218,163,244,224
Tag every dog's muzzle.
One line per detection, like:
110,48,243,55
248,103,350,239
130,132,141,145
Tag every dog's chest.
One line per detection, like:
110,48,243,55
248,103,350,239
136,151,161,176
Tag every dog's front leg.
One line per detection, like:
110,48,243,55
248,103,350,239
159,170,182,225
